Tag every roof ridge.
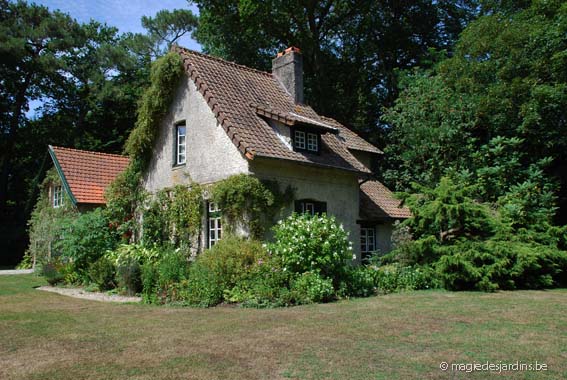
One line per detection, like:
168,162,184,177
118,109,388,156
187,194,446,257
174,45,274,77
50,145,128,160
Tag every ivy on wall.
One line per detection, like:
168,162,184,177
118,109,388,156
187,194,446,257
25,168,78,266
211,174,294,239
142,184,203,249
124,52,184,165
106,52,185,238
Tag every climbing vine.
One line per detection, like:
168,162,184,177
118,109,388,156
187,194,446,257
25,168,78,266
211,174,294,239
106,52,185,239
124,52,184,165
142,184,203,250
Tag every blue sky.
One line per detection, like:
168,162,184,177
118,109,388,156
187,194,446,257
30,0,201,51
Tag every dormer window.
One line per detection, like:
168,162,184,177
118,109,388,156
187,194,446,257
294,130,305,149
293,128,319,153
53,185,63,208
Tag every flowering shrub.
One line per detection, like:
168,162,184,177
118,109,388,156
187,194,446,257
268,213,353,283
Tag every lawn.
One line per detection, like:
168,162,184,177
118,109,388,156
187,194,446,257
0,275,565,380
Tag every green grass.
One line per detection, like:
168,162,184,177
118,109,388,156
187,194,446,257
0,275,565,380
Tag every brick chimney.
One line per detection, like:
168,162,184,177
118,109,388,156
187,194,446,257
272,47,304,104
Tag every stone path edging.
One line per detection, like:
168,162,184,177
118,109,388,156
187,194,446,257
37,286,141,303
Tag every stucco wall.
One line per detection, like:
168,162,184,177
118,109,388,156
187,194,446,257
143,75,249,192
250,158,362,261
376,222,394,254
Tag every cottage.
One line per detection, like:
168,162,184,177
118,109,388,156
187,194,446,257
45,145,129,212
143,46,410,261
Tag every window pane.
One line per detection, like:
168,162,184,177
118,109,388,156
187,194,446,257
294,130,305,149
307,133,318,151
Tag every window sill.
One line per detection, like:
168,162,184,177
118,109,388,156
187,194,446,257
172,163,186,171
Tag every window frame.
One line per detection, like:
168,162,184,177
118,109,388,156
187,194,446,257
294,130,306,150
175,122,187,166
52,184,63,208
307,132,318,151
360,226,376,254
207,201,222,248
292,127,320,154
295,199,327,215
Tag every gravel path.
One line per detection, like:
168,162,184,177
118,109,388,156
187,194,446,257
37,286,141,303
0,269,34,275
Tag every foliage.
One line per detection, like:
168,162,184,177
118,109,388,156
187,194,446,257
211,174,293,239
387,176,567,292
40,262,65,286
104,243,161,267
400,176,499,244
290,272,335,304
268,213,353,284
382,1,567,223
175,236,268,307
104,160,146,241
340,266,377,298
180,265,224,307
26,169,78,265
115,258,142,295
140,248,190,304
193,0,478,137
141,9,198,56
374,265,438,294
2,0,152,265
224,257,293,308
124,52,184,164
434,240,567,291
57,208,118,274
142,185,203,248
87,257,116,291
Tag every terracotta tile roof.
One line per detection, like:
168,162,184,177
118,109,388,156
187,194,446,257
49,146,129,205
360,180,411,220
174,46,372,173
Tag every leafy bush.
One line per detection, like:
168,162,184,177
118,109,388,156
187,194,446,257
180,264,224,307
268,213,353,284
225,258,292,308
58,208,118,273
374,265,437,294
141,263,159,304
105,244,161,267
140,248,190,304
434,240,567,291
176,236,268,307
41,262,65,286
341,266,377,297
116,258,142,295
87,257,116,291
290,272,335,304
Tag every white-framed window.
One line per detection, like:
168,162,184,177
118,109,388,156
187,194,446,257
360,227,376,253
295,199,326,215
53,185,63,208
208,202,222,248
302,202,315,215
294,130,306,149
307,133,318,152
176,124,186,165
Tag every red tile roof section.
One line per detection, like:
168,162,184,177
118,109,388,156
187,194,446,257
173,46,373,173
360,180,411,220
50,146,129,205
